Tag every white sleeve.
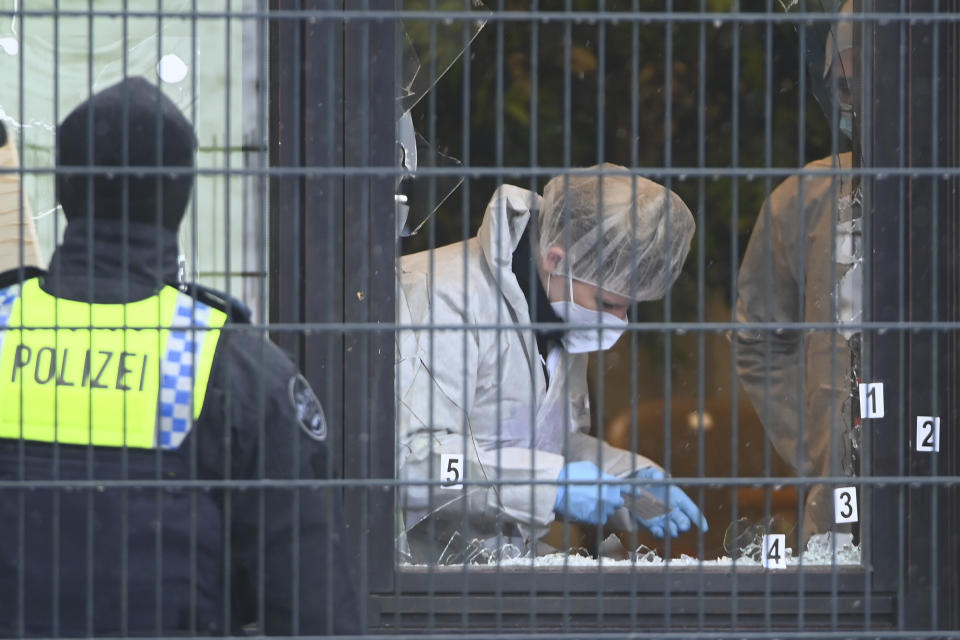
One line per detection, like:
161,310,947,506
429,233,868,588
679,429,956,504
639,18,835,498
396,272,563,531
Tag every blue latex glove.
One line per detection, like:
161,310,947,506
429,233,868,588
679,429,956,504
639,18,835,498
621,467,709,538
554,461,624,526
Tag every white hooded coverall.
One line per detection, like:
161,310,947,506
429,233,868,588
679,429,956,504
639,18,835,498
396,185,661,561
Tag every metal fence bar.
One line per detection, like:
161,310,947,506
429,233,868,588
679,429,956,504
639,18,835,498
0,2,957,637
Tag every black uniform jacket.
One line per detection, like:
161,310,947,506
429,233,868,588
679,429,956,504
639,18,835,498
0,223,359,637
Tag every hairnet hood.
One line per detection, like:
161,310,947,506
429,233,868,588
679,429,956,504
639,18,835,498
538,163,695,301
56,76,196,230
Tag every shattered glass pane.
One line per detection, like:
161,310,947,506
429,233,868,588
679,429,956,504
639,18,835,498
397,131,465,237
0,0,253,296
395,0,870,571
398,0,490,114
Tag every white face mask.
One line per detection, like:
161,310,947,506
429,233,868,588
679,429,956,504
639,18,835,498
547,274,627,353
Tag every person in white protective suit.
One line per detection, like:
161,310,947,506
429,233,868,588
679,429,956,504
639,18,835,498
733,2,859,539
396,163,708,563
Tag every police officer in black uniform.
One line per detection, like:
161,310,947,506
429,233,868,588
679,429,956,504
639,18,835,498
0,77,359,636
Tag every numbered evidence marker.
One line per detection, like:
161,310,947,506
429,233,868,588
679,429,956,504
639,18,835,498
916,416,941,453
858,382,885,419
834,486,859,524
440,453,464,490
761,534,787,569
860,382,883,418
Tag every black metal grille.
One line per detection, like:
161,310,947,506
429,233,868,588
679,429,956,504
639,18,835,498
0,0,957,637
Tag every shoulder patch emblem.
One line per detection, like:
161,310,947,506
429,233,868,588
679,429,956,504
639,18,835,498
289,374,327,441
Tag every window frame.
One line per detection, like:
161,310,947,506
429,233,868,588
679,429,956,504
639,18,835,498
268,1,960,633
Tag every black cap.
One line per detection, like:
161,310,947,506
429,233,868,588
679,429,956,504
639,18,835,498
56,76,196,230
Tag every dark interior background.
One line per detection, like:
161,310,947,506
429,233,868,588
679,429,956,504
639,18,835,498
400,0,839,559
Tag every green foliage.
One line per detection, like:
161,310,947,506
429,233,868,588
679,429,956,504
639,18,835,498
404,0,834,320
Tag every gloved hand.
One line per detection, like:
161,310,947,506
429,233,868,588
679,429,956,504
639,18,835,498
553,461,624,526
621,467,709,538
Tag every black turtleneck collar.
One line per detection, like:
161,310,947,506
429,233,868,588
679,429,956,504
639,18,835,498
42,221,179,304
511,227,564,357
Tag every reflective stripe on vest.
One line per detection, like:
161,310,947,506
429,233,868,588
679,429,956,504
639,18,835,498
0,278,226,450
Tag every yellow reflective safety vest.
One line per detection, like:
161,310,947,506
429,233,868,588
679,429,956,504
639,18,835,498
0,278,226,450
